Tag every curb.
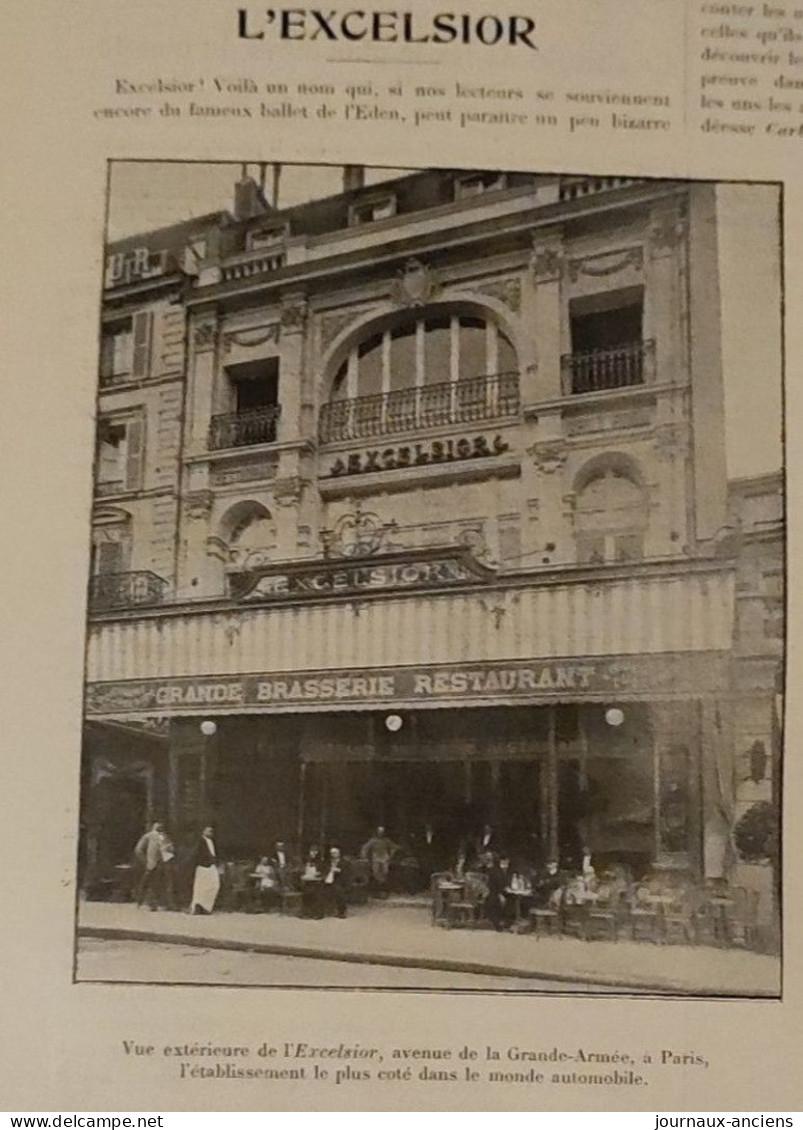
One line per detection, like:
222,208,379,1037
76,924,762,996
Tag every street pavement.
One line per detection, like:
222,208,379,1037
77,937,619,990
77,900,780,996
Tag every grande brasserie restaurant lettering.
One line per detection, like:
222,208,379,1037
149,663,600,707
328,433,509,477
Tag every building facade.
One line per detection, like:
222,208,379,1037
80,167,784,898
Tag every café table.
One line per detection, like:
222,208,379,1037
434,880,465,925
504,887,534,931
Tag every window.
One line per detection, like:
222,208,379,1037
95,414,145,495
247,224,287,251
565,288,646,394
210,360,281,449
100,311,153,382
332,314,515,400
348,194,397,226
575,467,646,564
223,503,277,571
321,312,519,442
453,172,506,201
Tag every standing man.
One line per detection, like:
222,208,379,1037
134,821,166,910
269,839,292,890
322,846,348,918
361,825,399,898
190,825,220,915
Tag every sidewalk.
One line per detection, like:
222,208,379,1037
77,899,780,996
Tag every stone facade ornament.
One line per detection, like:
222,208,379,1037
531,246,562,282
221,325,280,354
280,297,308,331
272,476,308,508
527,441,568,475
193,321,217,350
392,258,440,307
654,423,688,459
183,489,214,520
319,308,362,352
568,246,643,283
474,277,522,313
649,210,687,254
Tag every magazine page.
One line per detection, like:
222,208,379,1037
0,0,799,1112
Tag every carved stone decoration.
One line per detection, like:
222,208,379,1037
527,441,568,475
221,325,280,354
183,489,214,520
272,476,308,508
568,246,643,283
649,210,688,254
531,246,562,282
280,298,308,331
474,277,522,312
193,322,217,350
391,258,440,307
653,423,688,459
210,455,279,486
319,308,362,352
320,510,397,559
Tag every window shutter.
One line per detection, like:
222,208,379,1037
125,415,145,490
96,540,123,575
100,333,115,380
131,311,153,379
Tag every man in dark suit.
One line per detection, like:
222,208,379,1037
269,840,293,890
322,847,349,918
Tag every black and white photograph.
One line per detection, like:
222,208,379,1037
75,161,784,998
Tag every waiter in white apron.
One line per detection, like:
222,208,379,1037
190,825,220,915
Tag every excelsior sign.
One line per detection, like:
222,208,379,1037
230,547,495,602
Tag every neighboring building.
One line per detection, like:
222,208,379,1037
80,167,784,902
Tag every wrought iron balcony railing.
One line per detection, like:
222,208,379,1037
89,571,168,613
208,405,281,450
319,371,520,444
561,340,655,396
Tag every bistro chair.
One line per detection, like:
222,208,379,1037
722,886,761,949
585,889,628,942
430,871,454,925
560,893,590,942
445,872,487,929
529,892,562,938
661,888,699,945
628,884,663,943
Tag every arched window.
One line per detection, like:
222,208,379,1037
222,502,277,569
323,310,518,441
575,467,647,564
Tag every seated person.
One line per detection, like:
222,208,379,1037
253,856,280,911
532,858,563,908
483,853,512,932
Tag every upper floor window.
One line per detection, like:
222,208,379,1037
247,224,288,252
331,313,517,401
95,413,145,496
349,194,397,227
209,359,281,450
453,172,506,201
100,311,153,383
575,466,647,564
322,310,519,442
564,287,647,395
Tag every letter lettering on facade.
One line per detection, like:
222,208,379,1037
413,674,433,694
450,672,468,693
555,667,575,689
318,679,335,699
335,678,351,698
378,676,395,696
351,678,369,697
518,670,537,690
433,673,451,694
538,667,555,688
256,681,273,701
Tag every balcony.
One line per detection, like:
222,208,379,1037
561,340,655,396
89,571,168,613
558,175,643,202
319,372,520,444
209,405,281,451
